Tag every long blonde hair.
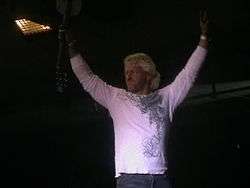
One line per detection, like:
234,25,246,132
123,53,161,90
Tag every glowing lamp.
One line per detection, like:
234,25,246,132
15,18,52,36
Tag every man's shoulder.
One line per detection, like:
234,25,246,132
157,84,171,95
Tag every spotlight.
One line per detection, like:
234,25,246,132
15,18,52,36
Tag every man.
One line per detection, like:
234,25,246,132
66,12,209,188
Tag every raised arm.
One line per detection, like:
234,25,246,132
168,11,209,115
66,31,115,109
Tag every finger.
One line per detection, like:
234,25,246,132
203,10,207,19
200,10,203,22
200,10,206,23
203,10,208,22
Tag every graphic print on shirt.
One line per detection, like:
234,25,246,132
117,91,169,157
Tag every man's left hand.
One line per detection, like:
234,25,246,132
200,10,209,37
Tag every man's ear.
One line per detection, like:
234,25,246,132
146,72,153,83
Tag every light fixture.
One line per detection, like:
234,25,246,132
15,18,52,36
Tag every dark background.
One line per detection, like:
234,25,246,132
0,0,249,187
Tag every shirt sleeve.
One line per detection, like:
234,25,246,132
165,46,208,118
70,54,116,109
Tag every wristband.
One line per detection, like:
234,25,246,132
200,35,207,41
68,40,77,47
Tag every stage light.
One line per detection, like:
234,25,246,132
15,18,52,36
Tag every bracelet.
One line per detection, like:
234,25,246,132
68,40,77,47
200,35,207,41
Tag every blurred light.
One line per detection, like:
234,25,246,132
15,18,52,36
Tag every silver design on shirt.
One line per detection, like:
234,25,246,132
118,91,169,157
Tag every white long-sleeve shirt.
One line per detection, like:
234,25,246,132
70,46,207,177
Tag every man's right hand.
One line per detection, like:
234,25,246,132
65,28,75,45
65,29,81,58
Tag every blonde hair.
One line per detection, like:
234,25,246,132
123,53,161,90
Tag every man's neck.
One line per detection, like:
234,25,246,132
135,87,151,95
